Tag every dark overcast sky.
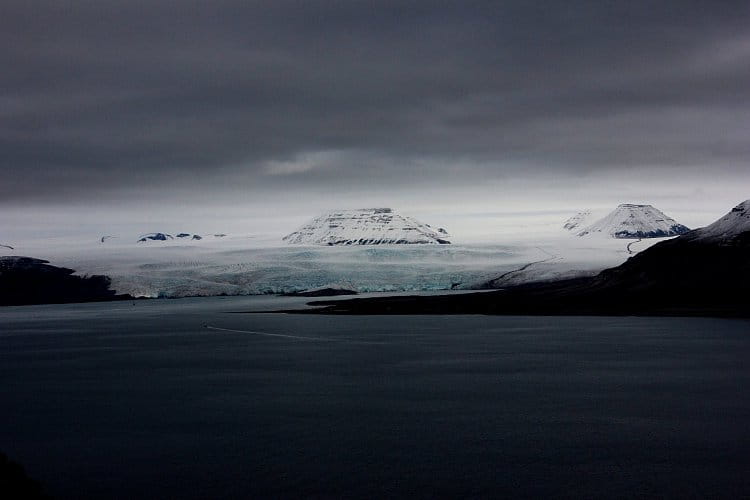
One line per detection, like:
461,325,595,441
2,1,749,238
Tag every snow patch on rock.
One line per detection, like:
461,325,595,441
563,210,593,231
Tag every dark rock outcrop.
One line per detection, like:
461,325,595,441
176,233,202,240
0,256,132,306
137,232,173,242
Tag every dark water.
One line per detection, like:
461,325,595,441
2,296,750,498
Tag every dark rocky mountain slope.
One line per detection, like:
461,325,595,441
0,256,132,306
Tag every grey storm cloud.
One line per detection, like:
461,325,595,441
2,0,750,202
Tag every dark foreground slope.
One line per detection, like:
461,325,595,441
301,224,750,318
0,452,50,499
0,256,133,306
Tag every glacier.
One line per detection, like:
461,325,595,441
6,233,669,298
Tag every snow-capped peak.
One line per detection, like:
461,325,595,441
690,199,750,242
283,208,451,245
563,210,593,231
577,204,689,239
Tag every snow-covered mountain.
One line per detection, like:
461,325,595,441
577,204,689,239
283,208,451,245
563,210,593,231
685,199,750,243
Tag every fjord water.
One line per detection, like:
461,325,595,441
2,297,749,498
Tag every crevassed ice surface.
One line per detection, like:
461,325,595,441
93,245,523,297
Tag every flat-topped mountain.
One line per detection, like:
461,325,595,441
577,204,689,238
283,208,451,245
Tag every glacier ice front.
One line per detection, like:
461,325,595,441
283,208,452,245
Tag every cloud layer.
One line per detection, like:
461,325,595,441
2,0,749,206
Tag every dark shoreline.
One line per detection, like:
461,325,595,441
276,284,750,318
0,256,134,306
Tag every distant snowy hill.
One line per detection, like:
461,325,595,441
283,208,451,245
684,199,750,243
577,204,689,239
563,210,593,231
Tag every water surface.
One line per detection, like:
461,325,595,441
2,296,749,498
